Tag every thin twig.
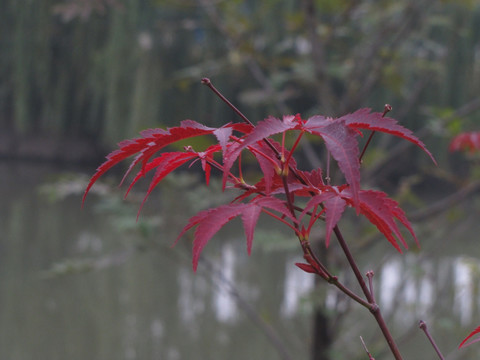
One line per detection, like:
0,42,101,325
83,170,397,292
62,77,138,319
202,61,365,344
419,320,446,360
360,336,376,360
359,104,392,162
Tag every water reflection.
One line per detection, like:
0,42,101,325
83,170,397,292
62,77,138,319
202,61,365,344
1,162,480,359
212,244,237,322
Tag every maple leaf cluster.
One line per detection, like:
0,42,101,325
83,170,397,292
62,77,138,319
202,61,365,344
83,108,435,272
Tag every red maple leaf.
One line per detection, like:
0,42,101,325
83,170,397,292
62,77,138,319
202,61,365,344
459,326,480,349
175,196,297,271
301,186,417,251
449,131,480,154
82,122,247,205
123,145,223,218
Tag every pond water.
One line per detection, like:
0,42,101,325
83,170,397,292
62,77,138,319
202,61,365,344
1,161,479,359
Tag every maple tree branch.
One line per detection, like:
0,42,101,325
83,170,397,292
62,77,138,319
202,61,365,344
327,275,372,309
333,226,372,301
419,320,445,360
300,241,371,309
333,225,404,360
279,177,371,308
202,78,404,359
201,78,253,126
202,78,283,158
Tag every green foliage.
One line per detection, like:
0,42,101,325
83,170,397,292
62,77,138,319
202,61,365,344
2,0,480,150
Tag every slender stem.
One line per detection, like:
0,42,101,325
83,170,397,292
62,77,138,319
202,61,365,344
359,104,392,163
419,320,446,360
285,131,304,167
201,78,253,126
333,226,373,301
260,209,300,234
327,275,372,309
202,78,282,158
333,225,404,360
300,243,370,309
326,150,331,184
359,131,377,163
360,336,375,360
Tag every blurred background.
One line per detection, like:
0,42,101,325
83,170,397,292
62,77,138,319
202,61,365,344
1,0,480,359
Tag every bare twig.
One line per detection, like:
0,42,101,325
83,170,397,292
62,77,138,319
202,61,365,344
360,336,376,360
419,320,446,360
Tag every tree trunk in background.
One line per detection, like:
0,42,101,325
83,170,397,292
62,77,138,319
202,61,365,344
311,306,332,360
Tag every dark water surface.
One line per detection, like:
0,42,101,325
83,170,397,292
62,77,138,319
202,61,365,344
1,162,479,359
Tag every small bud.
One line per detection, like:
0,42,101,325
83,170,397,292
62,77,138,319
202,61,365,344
382,104,392,117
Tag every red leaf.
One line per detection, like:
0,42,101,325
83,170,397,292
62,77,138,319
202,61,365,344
301,169,324,188
295,263,316,273
82,121,220,205
134,152,198,218
459,326,480,349
300,188,346,247
222,116,297,189
176,204,249,271
194,144,223,185
240,196,297,255
324,196,347,247
241,204,262,255
253,196,298,222
232,176,304,202
347,189,417,252
304,187,417,251
249,139,298,194
341,108,436,164
176,196,296,271
304,118,361,207
450,132,480,153
250,141,280,194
